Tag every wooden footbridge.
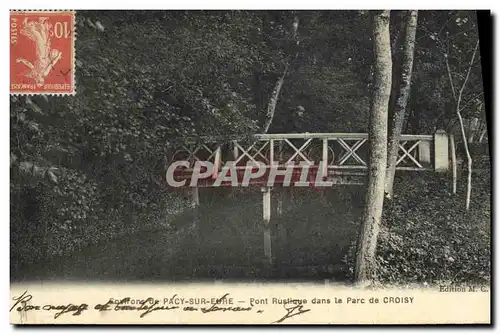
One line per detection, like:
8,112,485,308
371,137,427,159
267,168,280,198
167,131,453,264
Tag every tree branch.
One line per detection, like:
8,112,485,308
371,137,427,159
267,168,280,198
457,40,480,105
459,91,484,113
455,39,479,211
444,40,457,101
261,15,300,133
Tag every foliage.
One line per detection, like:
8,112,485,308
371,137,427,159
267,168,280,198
408,11,484,134
10,10,488,279
12,10,266,265
343,172,490,284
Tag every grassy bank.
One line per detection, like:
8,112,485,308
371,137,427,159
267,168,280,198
344,170,491,285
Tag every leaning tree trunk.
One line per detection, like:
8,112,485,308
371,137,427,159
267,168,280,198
262,15,300,228
444,39,479,211
456,108,473,211
262,67,288,133
384,10,418,198
387,11,406,124
455,41,480,211
262,15,300,133
355,10,392,285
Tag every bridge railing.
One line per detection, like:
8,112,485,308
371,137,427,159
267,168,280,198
169,131,449,180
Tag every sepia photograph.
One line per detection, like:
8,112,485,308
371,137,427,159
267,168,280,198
8,8,491,324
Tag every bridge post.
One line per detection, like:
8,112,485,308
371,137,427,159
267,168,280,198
276,139,284,216
262,186,272,264
434,130,449,172
191,187,200,235
276,189,283,216
322,138,328,178
232,141,239,160
212,147,221,179
191,186,200,207
276,186,288,250
418,141,431,165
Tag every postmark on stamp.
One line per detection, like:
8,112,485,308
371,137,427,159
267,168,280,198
10,10,76,95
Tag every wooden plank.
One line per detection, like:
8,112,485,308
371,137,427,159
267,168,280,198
330,165,368,170
212,147,221,179
256,133,368,140
191,186,200,207
322,139,328,178
232,141,239,160
179,132,436,143
270,139,274,165
278,140,284,164
418,140,431,165
450,135,457,194
234,165,266,171
180,133,434,145
400,134,434,141
256,133,433,141
262,187,272,264
394,166,433,171
434,130,449,172
327,170,367,176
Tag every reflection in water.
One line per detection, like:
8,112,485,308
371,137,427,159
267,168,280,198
11,187,364,283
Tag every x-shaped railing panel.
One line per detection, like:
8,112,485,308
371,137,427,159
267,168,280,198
234,140,270,166
282,138,314,164
336,138,367,166
170,133,437,175
173,143,222,168
396,140,422,168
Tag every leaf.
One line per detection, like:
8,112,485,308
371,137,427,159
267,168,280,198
95,21,105,32
25,98,44,114
27,121,40,133
17,112,26,122
10,153,17,167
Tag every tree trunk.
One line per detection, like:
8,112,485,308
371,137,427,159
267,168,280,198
450,134,457,194
262,68,288,133
446,40,479,210
384,10,418,198
263,16,300,231
262,15,300,133
387,12,406,125
457,109,473,210
354,10,392,285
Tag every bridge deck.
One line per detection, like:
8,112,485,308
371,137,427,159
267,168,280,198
167,131,450,187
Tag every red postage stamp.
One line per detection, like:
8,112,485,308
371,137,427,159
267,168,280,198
10,11,76,95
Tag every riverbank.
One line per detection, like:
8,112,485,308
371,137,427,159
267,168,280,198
11,171,490,285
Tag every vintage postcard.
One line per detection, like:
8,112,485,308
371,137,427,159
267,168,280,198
9,9,491,325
